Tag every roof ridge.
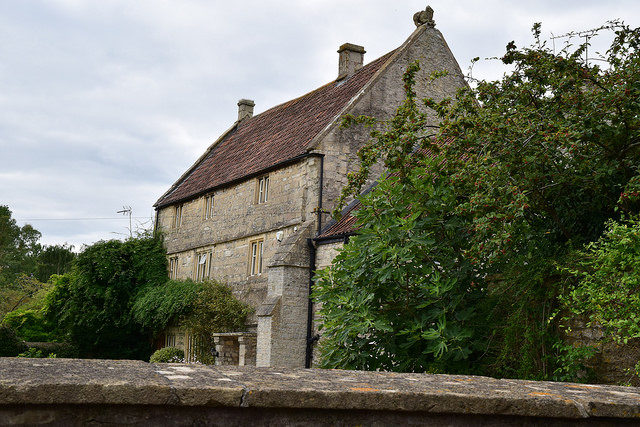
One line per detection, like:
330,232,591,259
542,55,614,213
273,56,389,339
155,28,429,208
240,50,401,125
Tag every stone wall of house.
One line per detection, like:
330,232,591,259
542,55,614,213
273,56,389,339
316,25,467,216
156,157,322,324
257,223,314,368
308,241,345,367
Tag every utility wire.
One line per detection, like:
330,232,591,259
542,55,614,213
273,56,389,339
17,217,151,221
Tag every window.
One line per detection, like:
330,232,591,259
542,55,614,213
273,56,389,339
165,333,176,348
256,176,269,204
169,256,179,279
195,251,211,281
174,204,183,228
204,194,214,219
249,240,264,276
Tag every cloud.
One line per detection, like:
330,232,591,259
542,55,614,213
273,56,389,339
1,0,639,247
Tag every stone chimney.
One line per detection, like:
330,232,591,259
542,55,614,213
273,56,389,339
237,99,255,122
337,43,365,80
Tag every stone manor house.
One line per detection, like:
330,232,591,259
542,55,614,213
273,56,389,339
153,7,467,368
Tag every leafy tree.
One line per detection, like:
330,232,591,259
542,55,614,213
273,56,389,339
45,234,168,359
0,205,41,287
35,244,75,283
317,22,640,378
315,166,478,372
0,274,48,318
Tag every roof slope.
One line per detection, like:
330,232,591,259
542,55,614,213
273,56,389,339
155,51,395,208
316,200,361,240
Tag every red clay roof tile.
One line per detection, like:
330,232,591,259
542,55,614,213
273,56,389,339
155,51,396,208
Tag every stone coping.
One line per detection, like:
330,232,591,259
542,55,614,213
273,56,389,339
1,358,640,420
212,332,257,337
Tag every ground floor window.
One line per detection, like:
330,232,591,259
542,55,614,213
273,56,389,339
169,256,179,279
195,251,211,281
249,240,264,276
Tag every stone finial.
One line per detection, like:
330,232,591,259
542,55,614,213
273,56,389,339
237,99,255,122
413,5,435,28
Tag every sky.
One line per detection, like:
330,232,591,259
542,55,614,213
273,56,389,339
1,0,639,249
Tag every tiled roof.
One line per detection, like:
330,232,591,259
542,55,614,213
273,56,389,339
316,145,444,241
316,200,362,240
155,50,396,208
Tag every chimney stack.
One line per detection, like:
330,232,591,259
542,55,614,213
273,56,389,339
337,43,365,80
237,99,255,122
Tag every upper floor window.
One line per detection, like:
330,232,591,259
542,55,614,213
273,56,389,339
174,204,183,228
256,176,269,204
204,194,214,220
195,251,211,282
249,239,264,276
169,256,179,279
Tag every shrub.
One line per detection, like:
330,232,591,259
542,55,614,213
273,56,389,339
3,308,55,342
150,346,185,363
0,325,27,356
133,279,200,334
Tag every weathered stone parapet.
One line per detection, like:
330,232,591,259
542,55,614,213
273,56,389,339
2,358,640,425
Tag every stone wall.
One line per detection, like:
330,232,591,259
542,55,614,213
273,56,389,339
564,316,640,386
257,223,314,368
315,25,468,215
309,241,345,367
2,358,640,425
157,157,321,322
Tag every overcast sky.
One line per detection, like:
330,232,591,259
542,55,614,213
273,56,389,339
1,1,639,249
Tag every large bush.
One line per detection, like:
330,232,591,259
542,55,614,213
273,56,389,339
316,23,640,379
133,279,201,334
45,234,168,359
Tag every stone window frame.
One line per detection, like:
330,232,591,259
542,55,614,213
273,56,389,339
168,256,179,279
194,250,212,282
255,175,269,204
174,204,183,228
248,239,264,276
165,332,177,348
203,193,214,220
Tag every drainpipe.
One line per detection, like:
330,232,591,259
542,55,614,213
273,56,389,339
316,156,324,235
305,238,318,368
305,155,324,368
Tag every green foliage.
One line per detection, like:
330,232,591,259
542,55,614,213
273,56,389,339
2,308,56,342
34,244,75,283
133,279,200,334
319,23,640,379
182,280,253,335
0,324,27,356
0,274,48,318
315,166,479,372
17,347,44,358
560,216,640,344
45,234,168,359
149,346,185,363
551,342,597,383
0,206,41,288
179,280,253,363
